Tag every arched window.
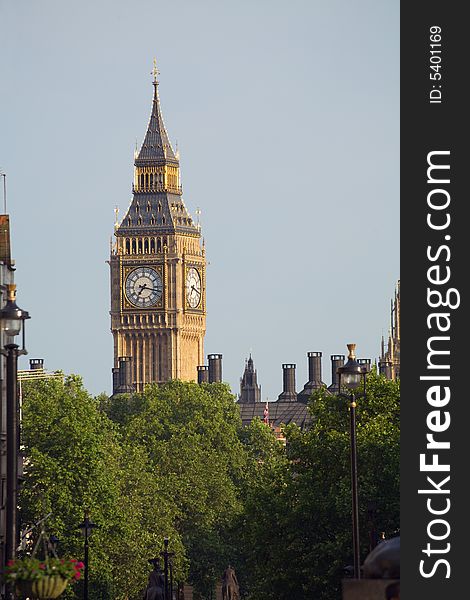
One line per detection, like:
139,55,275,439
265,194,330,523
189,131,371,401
150,239,155,253
144,239,149,253
125,239,130,254
150,174,154,189
138,240,143,253
132,239,136,254
140,173,144,188
157,202,162,212
145,173,149,188
157,239,162,253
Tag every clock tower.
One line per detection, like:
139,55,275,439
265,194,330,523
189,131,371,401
109,67,206,393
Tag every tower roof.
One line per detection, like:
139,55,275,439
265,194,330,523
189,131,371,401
115,67,200,237
135,76,178,166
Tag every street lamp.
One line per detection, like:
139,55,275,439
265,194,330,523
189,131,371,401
337,343,367,580
160,537,175,600
77,510,98,600
1,284,30,573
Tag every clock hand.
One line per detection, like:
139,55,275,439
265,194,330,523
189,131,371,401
191,285,201,295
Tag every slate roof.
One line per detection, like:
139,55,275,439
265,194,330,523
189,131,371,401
135,81,178,165
116,80,199,237
238,401,312,430
117,192,199,236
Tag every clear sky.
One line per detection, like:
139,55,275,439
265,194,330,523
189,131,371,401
1,0,399,400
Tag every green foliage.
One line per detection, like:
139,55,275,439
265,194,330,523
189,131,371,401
20,372,399,600
20,376,176,599
234,372,400,600
120,381,246,595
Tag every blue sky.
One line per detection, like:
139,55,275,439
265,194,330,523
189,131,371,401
1,0,399,399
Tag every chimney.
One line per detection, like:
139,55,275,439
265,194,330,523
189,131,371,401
277,363,297,402
208,354,222,383
112,367,120,395
379,360,393,380
328,354,345,393
298,352,325,403
29,359,44,371
308,351,322,382
358,358,371,373
197,365,209,384
119,356,134,393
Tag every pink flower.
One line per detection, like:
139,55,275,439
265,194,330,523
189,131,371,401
39,563,46,570
74,572,81,580
75,562,84,569
7,560,15,567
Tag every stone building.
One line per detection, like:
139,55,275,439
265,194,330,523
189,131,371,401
237,350,372,432
237,353,328,431
109,65,206,394
238,354,261,404
378,281,400,380
0,214,16,579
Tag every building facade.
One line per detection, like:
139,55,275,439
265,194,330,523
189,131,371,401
238,355,261,403
379,280,400,380
109,68,206,394
236,351,372,432
0,214,15,580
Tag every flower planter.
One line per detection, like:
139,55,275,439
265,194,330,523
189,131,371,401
16,576,69,599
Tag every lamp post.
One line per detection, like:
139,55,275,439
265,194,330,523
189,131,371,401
337,343,367,580
160,537,175,600
77,510,97,600
1,284,30,578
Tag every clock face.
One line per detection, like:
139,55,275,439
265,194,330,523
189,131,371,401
125,267,163,308
186,267,202,308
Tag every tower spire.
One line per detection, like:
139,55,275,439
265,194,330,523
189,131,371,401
152,57,159,84
136,62,177,165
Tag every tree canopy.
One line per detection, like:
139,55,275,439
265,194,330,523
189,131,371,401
18,371,399,600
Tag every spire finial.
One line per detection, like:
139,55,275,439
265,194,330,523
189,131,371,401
152,58,159,84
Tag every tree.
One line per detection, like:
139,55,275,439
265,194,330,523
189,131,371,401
20,375,177,600
231,418,291,600
234,371,400,600
107,381,248,597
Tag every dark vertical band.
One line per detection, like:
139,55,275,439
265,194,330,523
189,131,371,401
401,3,467,597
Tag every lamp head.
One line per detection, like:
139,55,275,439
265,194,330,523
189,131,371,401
78,510,97,537
1,284,30,340
337,343,365,390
